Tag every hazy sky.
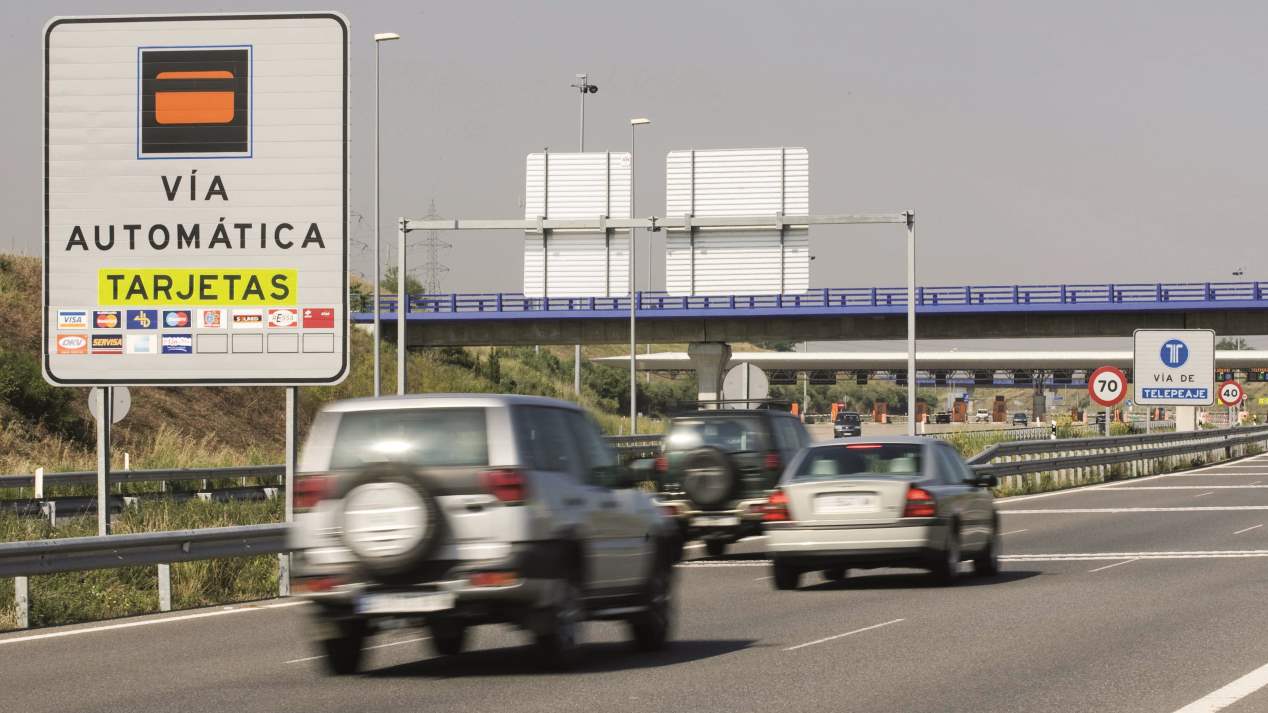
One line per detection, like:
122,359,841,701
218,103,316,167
9,1,1266,311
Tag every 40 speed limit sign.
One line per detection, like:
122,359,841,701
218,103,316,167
1089,366,1128,407
1218,381,1244,407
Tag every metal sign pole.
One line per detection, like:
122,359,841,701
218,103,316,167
280,386,298,597
905,211,917,437
398,218,408,395
95,386,111,536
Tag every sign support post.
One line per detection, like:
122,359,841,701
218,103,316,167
95,387,111,536
398,218,408,395
905,211,917,437
280,386,298,596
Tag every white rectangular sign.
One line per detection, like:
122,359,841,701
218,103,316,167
43,13,348,385
523,152,631,297
1133,329,1215,405
664,147,809,296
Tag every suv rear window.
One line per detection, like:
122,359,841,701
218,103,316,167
666,416,768,453
329,408,489,469
792,444,923,480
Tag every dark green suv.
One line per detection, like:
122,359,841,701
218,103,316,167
653,409,811,557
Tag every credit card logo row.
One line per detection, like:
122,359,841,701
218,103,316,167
57,308,335,330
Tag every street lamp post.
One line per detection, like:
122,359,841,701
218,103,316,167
629,118,651,434
569,74,598,397
372,32,399,397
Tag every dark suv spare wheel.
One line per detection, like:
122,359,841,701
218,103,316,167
340,463,441,580
680,447,736,509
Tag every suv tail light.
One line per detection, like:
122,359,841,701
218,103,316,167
764,451,782,472
294,474,333,513
903,485,937,518
762,489,790,522
481,468,527,504
654,455,668,474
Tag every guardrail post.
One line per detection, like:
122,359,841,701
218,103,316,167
158,564,171,612
14,576,28,629
34,466,43,500
40,501,56,528
278,554,290,597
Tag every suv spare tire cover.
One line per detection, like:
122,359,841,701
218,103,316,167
681,447,737,509
340,463,442,579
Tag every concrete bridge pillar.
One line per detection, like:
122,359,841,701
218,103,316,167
1032,383,1047,423
688,342,733,407
1175,406,1197,432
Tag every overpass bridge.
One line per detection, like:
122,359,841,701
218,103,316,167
356,280,1268,348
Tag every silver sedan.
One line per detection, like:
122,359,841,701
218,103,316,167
763,437,1000,590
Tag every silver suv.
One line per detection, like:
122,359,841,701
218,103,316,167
289,394,678,675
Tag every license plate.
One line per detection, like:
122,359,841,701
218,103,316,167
694,515,740,527
814,493,879,515
356,591,455,615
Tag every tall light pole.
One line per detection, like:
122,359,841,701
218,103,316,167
629,118,651,434
905,211,917,436
372,32,399,397
569,74,598,397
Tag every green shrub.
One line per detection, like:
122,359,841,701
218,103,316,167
0,348,85,439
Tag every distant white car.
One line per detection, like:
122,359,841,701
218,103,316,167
974,410,990,423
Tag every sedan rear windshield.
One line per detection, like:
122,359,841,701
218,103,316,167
792,444,923,480
330,408,489,469
835,413,861,425
666,417,768,453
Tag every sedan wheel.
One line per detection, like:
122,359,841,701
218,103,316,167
973,527,1001,577
628,565,673,651
930,529,961,586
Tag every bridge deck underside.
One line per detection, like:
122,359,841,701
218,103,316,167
354,306,1268,347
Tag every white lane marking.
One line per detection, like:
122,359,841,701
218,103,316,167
1003,550,1268,561
1000,529,1029,536
1194,492,1215,498
1253,481,1263,486
1088,558,1139,573
1171,659,1268,712
753,575,772,581
0,600,304,646
738,535,767,542
677,561,770,568
1234,524,1264,535
1103,486,1268,490
1008,504,1268,514
285,635,430,664
784,618,904,652
683,543,705,550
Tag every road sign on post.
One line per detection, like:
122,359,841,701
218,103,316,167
43,13,349,386
1088,366,1128,408
1218,380,1244,407
1132,330,1216,406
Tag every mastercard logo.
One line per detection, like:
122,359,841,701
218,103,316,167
94,311,120,329
163,310,191,328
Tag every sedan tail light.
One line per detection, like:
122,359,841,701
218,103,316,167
903,485,937,518
654,455,668,474
762,489,790,522
294,474,333,513
481,468,527,504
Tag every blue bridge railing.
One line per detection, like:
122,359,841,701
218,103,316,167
351,281,1267,318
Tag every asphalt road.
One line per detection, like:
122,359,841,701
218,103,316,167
6,455,1268,713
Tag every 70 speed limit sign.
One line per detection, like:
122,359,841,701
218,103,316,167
1218,381,1244,407
1089,366,1128,407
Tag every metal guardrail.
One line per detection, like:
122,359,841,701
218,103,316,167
0,436,664,490
968,425,1268,479
0,524,288,578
